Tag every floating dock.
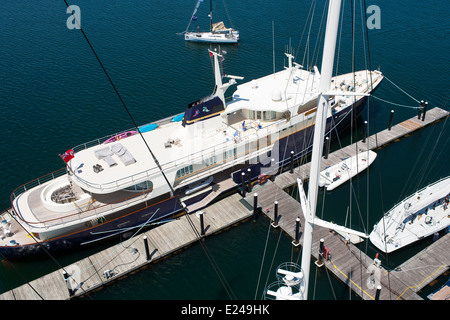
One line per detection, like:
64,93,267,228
0,107,448,300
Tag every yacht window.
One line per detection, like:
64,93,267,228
205,155,217,167
257,111,262,120
271,111,277,120
176,165,194,179
125,180,153,192
223,149,236,160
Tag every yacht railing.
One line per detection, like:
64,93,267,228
40,189,154,228
10,168,68,203
11,175,155,229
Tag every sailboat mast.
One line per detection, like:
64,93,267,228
300,0,342,299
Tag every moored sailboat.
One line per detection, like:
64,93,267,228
183,0,239,43
370,176,450,253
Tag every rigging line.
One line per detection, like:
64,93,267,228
272,21,275,74
183,208,237,300
359,0,368,74
63,1,175,198
395,124,437,201
254,219,274,300
70,209,161,283
335,0,345,76
220,0,235,30
413,116,448,191
0,250,44,300
372,96,420,109
362,0,391,299
302,0,317,69
185,0,201,33
311,1,328,68
260,223,284,300
294,0,315,66
383,76,420,104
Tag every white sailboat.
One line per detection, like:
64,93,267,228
370,176,450,253
183,0,239,43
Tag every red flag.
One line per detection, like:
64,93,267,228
209,51,213,58
60,149,74,163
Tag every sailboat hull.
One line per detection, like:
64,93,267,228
370,176,450,253
185,32,239,43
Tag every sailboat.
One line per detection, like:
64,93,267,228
264,0,373,300
183,0,239,43
370,175,450,253
0,0,382,259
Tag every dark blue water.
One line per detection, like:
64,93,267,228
0,0,448,300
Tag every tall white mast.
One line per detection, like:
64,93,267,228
300,0,342,299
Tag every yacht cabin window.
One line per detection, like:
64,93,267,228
248,109,277,121
176,165,194,179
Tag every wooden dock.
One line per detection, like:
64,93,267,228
0,107,448,300
0,193,252,300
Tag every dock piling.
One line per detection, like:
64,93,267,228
289,151,294,173
292,217,301,246
247,168,252,192
362,121,367,143
421,101,428,121
375,285,382,300
324,136,330,159
143,236,151,261
418,100,424,119
271,201,279,228
315,238,325,267
199,211,205,236
253,193,258,219
388,110,394,130
241,172,246,197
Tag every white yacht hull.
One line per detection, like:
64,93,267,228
185,31,239,43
